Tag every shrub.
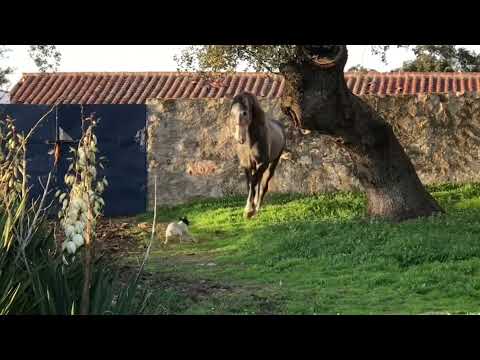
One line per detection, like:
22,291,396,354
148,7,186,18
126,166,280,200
0,112,151,315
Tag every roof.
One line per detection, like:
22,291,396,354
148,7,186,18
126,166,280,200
9,71,480,105
10,72,285,105
345,72,480,96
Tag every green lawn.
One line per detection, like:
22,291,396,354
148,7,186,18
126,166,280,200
130,183,480,315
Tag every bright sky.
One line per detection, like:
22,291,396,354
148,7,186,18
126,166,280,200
2,45,480,91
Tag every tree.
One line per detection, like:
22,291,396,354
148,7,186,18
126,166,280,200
398,45,480,72
175,45,444,221
0,45,61,90
347,64,377,73
0,47,13,89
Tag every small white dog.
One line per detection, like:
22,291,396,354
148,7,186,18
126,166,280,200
164,217,197,244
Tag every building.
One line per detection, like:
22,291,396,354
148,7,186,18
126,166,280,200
6,71,480,213
9,72,480,105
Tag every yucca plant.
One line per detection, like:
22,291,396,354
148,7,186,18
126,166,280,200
0,112,153,315
0,115,39,314
0,115,28,250
29,257,151,315
55,113,153,315
56,114,108,314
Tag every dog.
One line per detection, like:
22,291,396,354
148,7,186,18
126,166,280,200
164,216,197,244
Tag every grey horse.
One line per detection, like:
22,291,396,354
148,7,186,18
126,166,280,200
230,92,286,219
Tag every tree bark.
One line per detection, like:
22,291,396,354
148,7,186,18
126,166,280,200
280,46,444,222
339,96,443,221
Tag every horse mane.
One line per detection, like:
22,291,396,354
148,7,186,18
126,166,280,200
232,92,266,127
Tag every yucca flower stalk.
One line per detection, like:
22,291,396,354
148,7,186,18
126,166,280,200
0,111,150,315
56,115,108,315
0,108,59,314
0,116,28,249
0,106,57,255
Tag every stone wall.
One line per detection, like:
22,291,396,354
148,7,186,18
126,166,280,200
146,93,480,208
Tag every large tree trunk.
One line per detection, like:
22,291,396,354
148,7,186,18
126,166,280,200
340,96,443,221
281,45,444,222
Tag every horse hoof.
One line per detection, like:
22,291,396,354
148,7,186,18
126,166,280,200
244,209,256,219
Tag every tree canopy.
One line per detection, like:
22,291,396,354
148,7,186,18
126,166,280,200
398,45,480,72
175,45,480,74
174,45,407,73
347,64,378,72
0,45,61,89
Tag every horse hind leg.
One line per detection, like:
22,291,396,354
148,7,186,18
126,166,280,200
254,173,264,212
255,156,281,213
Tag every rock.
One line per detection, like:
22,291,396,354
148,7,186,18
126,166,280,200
298,155,312,167
206,262,217,266
137,222,150,230
280,152,292,161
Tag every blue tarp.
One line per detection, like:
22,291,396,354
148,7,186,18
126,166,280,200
0,104,147,217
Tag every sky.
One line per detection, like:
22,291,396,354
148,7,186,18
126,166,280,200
2,45,480,91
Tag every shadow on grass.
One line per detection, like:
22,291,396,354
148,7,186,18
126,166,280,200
137,183,480,272
137,182,480,222
135,193,309,222
217,207,480,271
133,182,480,314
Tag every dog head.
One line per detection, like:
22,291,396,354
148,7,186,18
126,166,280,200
179,216,190,226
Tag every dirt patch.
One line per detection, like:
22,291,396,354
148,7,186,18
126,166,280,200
147,273,234,303
136,257,283,314
50,217,145,261
96,219,143,257
49,217,282,314
144,274,281,313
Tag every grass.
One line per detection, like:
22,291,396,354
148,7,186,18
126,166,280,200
130,183,480,315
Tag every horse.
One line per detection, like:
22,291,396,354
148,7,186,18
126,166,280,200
229,92,286,219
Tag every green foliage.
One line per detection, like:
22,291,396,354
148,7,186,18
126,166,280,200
175,45,480,74
174,45,408,73
0,201,151,315
399,45,480,72
0,45,61,90
0,114,149,315
138,183,480,314
347,64,378,72
175,45,297,73
0,46,13,90
28,45,62,73
29,257,151,315
370,45,410,64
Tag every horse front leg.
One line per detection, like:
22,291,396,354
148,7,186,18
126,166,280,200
254,174,263,213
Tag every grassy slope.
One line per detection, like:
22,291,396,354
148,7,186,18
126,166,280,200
132,183,480,315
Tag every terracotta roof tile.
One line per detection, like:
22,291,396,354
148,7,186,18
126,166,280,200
10,71,480,105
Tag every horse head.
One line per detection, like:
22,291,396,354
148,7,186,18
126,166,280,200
230,92,263,145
